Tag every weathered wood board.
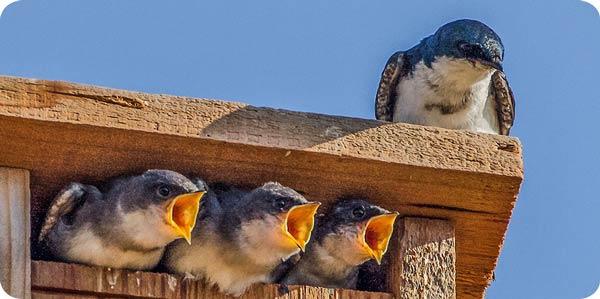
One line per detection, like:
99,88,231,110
0,76,523,298
0,167,31,299
31,261,392,299
387,218,456,299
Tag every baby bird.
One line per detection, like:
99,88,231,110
163,182,321,296
38,169,205,270
280,199,398,289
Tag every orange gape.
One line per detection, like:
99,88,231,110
166,191,205,244
283,202,321,251
360,213,399,264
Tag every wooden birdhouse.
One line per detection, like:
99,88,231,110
0,76,523,299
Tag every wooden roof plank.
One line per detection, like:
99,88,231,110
0,76,523,298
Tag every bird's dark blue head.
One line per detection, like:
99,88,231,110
233,182,321,252
316,199,390,238
108,169,202,212
419,19,504,70
104,169,206,245
313,198,398,265
239,182,310,220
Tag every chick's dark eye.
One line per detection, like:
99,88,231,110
352,206,365,219
273,199,286,210
157,185,170,197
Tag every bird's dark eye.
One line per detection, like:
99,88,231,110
457,41,484,58
352,206,365,219
457,40,469,50
157,185,171,197
273,199,287,210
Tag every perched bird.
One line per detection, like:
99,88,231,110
38,169,205,270
375,19,515,135
280,199,398,289
163,182,321,296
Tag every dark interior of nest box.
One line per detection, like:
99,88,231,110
20,118,394,292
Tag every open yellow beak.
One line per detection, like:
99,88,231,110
281,202,321,252
166,191,205,244
359,213,399,265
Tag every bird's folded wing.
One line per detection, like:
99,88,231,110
375,51,409,122
491,71,516,135
38,182,94,242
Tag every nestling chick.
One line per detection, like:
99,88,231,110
280,199,398,289
38,169,205,270
163,182,320,296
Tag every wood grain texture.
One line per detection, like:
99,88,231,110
387,218,456,299
31,261,392,299
0,168,31,299
0,76,524,298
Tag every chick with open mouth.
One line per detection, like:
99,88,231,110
280,198,398,289
162,181,320,296
39,170,205,270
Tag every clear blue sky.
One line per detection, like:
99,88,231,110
1,1,599,298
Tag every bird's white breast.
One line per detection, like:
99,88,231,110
66,226,164,270
118,205,178,249
167,239,269,297
393,56,499,134
167,215,298,296
238,216,299,265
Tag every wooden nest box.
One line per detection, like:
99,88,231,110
0,76,523,299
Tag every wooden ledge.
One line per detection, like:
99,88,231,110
31,261,392,299
0,76,522,178
0,76,523,298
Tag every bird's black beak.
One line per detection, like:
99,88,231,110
459,42,503,71
165,191,205,244
468,58,503,71
481,59,503,71
358,213,399,265
280,202,321,252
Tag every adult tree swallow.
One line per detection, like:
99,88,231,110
280,199,398,289
163,182,321,296
38,169,205,270
375,19,515,135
